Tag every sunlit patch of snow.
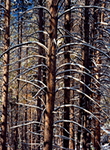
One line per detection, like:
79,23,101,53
101,143,110,150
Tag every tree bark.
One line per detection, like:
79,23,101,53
43,1,57,150
63,0,71,148
36,0,45,149
93,1,105,149
1,0,10,149
14,9,19,150
82,0,91,149
69,96,75,149
24,47,28,149
77,8,84,150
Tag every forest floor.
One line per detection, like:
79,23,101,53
101,143,110,150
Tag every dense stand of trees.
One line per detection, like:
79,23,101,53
0,0,110,150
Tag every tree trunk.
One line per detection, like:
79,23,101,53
14,8,19,150
82,0,91,149
1,0,10,149
43,1,57,150
77,8,84,150
91,1,101,149
69,96,75,149
93,1,105,149
36,0,45,149
63,0,71,148
24,47,28,149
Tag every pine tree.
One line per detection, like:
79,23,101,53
63,0,71,148
1,0,10,149
43,1,58,150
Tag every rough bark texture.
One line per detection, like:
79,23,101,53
91,1,101,149
1,0,10,149
43,1,57,150
24,47,28,150
28,106,31,150
14,11,19,150
15,15,22,150
36,0,45,149
82,0,91,149
77,9,84,150
69,97,75,149
93,1,105,149
63,0,71,148
91,0,99,148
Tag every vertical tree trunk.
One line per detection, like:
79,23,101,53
93,1,105,149
69,96,75,149
82,0,91,149
1,0,10,149
28,104,31,150
91,1,101,149
20,20,24,150
91,0,99,148
77,8,84,150
63,0,71,148
25,47,28,149
15,15,22,150
9,89,13,149
43,1,57,150
36,0,45,149
11,102,13,148
14,8,19,150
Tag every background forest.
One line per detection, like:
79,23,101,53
0,0,110,150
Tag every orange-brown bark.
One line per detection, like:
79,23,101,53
1,0,10,150
43,1,57,150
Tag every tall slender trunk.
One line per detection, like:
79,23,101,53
42,12,46,148
25,47,28,149
91,1,101,149
36,0,45,149
28,108,31,150
11,102,13,148
15,15,22,150
77,8,84,150
14,7,19,150
82,0,91,149
63,0,71,148
1,0,10,150
20,20,24,150
69,90,75,150
91,0,99,148
93,1,105,149
43,1,57,150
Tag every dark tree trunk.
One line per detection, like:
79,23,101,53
91,0,99,148
77,9,84,150
91,1,100,149
1,0,10,149
63,0,71,148
93,1,104,149
36,0,45,149
82,0,91,149
43,1,57,150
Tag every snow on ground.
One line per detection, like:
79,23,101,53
101,144,110,150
